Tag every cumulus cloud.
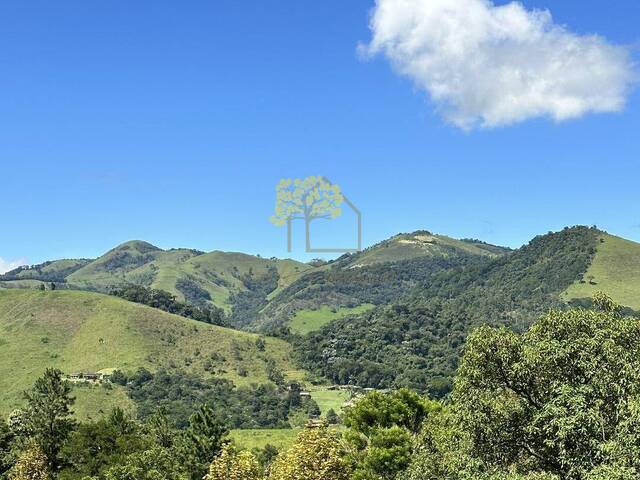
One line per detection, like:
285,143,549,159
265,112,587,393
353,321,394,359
0,257,27,274
361,0,635,129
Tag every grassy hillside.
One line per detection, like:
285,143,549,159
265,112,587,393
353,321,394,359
563,233,640,310
289,304,375,335
0,289,304,418
1,241,312,317
345,231,509,268
0,259,91,283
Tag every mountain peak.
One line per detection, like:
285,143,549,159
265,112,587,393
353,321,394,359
110,240,163,254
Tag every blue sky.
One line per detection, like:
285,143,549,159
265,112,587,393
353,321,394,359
0,0,638,268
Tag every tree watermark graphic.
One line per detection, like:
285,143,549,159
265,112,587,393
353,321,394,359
269,176,362,253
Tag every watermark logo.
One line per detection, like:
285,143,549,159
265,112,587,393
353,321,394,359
269,176,362,253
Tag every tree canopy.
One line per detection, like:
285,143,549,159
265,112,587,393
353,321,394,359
404,294,640,480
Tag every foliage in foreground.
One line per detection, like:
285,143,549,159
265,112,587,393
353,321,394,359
403,293,640,479
268,427,350,480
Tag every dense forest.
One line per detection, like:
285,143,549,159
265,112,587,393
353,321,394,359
295,227,600,394
110,368,319,429
2,294,639,480
257,246,483,331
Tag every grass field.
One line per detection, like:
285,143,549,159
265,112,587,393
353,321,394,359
310,388,350,415
563,234,640,310
229,428,302,451
0,289,306,417
71,384,136,422
289,304,374,335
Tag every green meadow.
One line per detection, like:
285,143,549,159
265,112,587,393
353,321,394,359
289,304,375,335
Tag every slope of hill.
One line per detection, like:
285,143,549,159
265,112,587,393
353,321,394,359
0,289,304,418
295,226,601,395
1,242,312,317
563,233,640,310
342,231,510,268
252,232,509,332
0,258,91,282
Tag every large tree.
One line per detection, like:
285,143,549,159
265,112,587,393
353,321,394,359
404,293,640,480
21,369,75,471
268,427,350,480
344,389,440,480
177,404,228,480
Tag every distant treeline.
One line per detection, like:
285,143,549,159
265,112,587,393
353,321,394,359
110,368,319,429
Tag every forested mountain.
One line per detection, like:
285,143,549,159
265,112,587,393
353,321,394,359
252,231,510,331
295,226,604,394
0,231,509,330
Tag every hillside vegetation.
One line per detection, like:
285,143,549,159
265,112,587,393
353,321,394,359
255,232,508,332
1,241,311,317
0,289,303,417
563,233,640,310
344,231,509,268
296,226,600,394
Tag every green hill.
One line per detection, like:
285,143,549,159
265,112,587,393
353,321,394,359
563,233,640,310
0,289,305,419
343,231,509,268
296,226,602,394
1,241,312,317
253,232,509,332
1,258,91,282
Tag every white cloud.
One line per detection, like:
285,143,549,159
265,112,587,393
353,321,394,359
362,0,635,129
0,257,28,274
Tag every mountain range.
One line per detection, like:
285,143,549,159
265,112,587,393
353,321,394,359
1,225,640,414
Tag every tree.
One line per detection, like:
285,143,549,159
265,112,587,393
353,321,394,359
268,427,350,480
177,404,228,480
103,447,188,480
60,416,149,478
269,176,344,252
325,409,339,425
1,417,16,477
343,389,439,480
145,408,175,449
108,407,136,436
206,444,263,480
344,389,439,436
405,294,640,480
21,369,75,470
10,443,49,480
265,359,285,386
255,444,279,467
